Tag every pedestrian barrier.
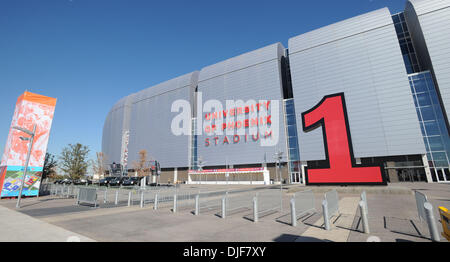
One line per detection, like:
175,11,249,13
438,206,450,241
322,189,339,230
414,190,428,222
195,192,223,215
247,189,282,222
360,191,368,216
76,187,97,207
324,189,339,217
290,190,316,226
414,191,441,241
223,192,255,217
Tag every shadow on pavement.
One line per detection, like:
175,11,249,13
384,216,430,240
277,234,333,242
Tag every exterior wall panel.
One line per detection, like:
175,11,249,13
103,72,198,169
288,8,425,161
196,43,288,166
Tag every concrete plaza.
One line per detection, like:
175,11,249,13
0,182,448,242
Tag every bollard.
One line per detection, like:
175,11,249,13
104,189,107,204
359,201,370,234
154,193,158,210
115,190,119,205
128,191,132,207
76,188,80,205
424,202,440,242
290,197,297,227
253,196,258,223
195,194,199,216
140,191,144,208
322,200,330,230
173,194,177,213
222,196,226,219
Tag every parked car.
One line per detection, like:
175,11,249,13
73,178,92,185
53,179,62,184
99,176,116,186
61,178,72,185
121,177,141,186
109,177,125,187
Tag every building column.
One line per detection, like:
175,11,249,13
173,167,178,184
422,154,433,183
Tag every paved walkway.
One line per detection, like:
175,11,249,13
296,197,360,242
0,205,95,242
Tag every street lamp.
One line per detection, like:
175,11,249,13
273,150,283,212
13,124,36,208
197,157,205,184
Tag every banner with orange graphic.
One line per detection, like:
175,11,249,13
0,92,57,197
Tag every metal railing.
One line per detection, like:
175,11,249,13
290,190,316,226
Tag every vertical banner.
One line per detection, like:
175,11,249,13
0,91,57,197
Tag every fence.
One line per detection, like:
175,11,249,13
324,189,339,218
195,191,224,215
290,190,316,226
322,189,339,230
414,190,440,241
76,187,98,207
414,190,428,222
248,189,282,222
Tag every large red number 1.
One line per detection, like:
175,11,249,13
301,93,386,185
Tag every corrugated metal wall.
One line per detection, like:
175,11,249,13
196,43,288,166
288,8,425,161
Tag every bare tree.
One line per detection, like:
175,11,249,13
90,152,107,179
132,149,151,177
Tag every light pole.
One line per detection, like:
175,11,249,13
274,150,283,212
13,124,36,209
197,157,205,184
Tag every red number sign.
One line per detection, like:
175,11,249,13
301,93,386,185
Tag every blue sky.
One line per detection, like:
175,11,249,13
0,0,407,162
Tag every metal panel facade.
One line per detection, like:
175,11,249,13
102,95,134,165
128,72,198,168
405,0,450,129
103,72,198,169
288,8,425,161
196,43,288,166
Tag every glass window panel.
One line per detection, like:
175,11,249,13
410,82,415,93
286,115,297,126
288,125,297,136
413,79,427,92
429,91,439,105
420,106,436,121
285,105,294,115
423,138,430,151
438,120,449,136
413,96,418,107
424,121,440,136
434,160,449,168
432,152,447,161
428,137,445,151
395,23,403,34
420,123,426,136
416,108,422,121
416,93,432,107
393,15,400,23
